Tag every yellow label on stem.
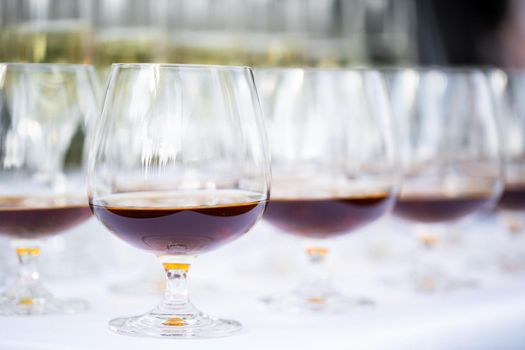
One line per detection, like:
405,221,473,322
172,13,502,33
163,263,190,272
307,297,325,304
18,298,35,305
306,247,328,257
417,233,438,247
15,247,40,256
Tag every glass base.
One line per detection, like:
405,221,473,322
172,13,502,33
261,290,373,313
500,256,525,273
498,232,525,274
109,312,242,338
412,273,479,293
0,292,87,315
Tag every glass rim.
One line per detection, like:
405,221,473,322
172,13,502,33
0,62,95,71
253,66,383,73
373,64,498,73
110,63,253,71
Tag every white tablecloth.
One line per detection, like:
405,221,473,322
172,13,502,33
1,217,525,350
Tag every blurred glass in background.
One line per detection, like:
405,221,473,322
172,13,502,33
92,0,168,79
0,0,92,64
2,0,525,289
4,0,525,69
0,0,419,70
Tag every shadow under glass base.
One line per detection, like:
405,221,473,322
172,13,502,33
0,290,87,315
109,311,242,338
261,290,373,313
109,277,165,296
411,271,480,293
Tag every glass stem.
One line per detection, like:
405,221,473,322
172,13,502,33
502,212,524,236
8,241,47,302
153,255,200,323
16,247,40,284
297,246,334,299
412,225,442,291
499,212,524,272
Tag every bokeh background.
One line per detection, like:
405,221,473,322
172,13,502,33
1,0,522,71
2,3,525,348
0,0,521,276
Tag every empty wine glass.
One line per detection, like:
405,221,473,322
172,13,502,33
388,67,503,292
255,68,396,312
88,63,270,338
0,63,98,315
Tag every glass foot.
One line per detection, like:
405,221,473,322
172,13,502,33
413,274,480,293
0,292,88,315
499,250,525,274
109,312,241,338
261,290,373,313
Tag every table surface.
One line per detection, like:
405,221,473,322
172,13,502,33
1,217,525,350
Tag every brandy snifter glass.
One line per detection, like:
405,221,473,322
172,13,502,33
88,63,270,338
255,68,396,312
0,63,98,315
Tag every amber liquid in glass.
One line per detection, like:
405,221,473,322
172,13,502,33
263,193,393,239
91,191,266,255
0,196,91,239
498,184,525,211
394,193,494,223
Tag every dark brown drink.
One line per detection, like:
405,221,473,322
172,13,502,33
394,193,494,223
90,191,266,255
498,185,525,211
263,193,394,239
0,196,91,239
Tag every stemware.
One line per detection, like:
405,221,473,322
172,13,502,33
255,68,396,312
92,0,168,79
0,63,98,315
388,67,503,291
488,69,525,271
0,0,93,64
88,63,270,338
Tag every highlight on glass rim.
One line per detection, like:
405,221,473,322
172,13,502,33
0,0,524,348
